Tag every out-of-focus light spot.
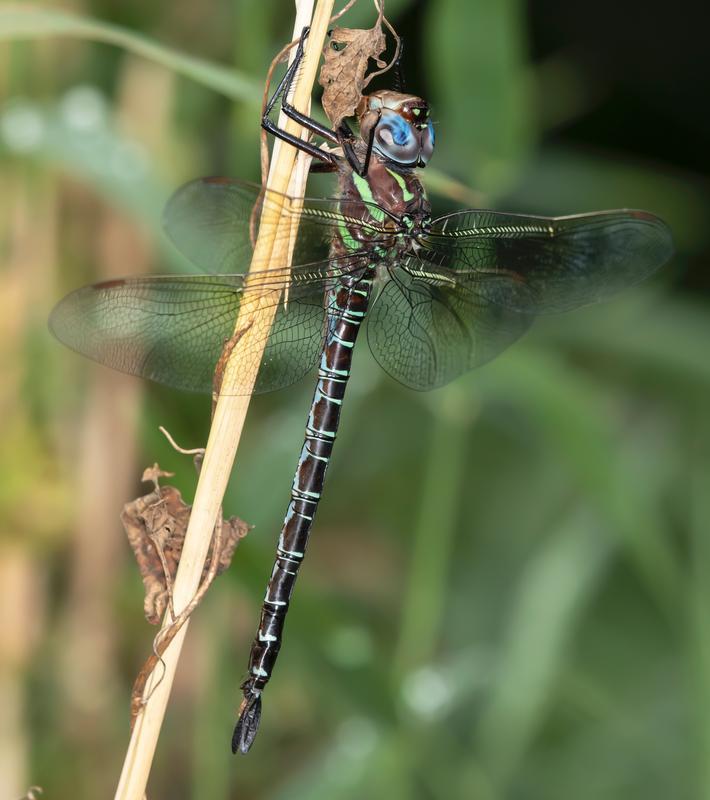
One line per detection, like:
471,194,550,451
401,666,453,717
0,104,45,152
60,86,107,132
326,625,374,668
335,716,379,760
111,141,149,182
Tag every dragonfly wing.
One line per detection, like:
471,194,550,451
423,209,673,313
163,176,390,274
367,264,533,391
49,271,336,395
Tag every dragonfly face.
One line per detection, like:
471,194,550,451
356,90,435,167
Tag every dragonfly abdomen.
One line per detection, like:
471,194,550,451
233,267,374,753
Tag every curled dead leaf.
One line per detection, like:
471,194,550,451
121,465,250,625
319,25,388,127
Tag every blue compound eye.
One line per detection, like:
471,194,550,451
374,111,420,165
418,120,435,165
390,116,413,146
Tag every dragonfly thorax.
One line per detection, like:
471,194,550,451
399,211,431,235
339,158,431,247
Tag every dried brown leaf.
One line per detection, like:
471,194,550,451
121,466,249,625
319,24,387,126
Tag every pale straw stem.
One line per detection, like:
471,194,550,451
113,1,335,797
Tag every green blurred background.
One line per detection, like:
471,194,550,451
1,1,709,798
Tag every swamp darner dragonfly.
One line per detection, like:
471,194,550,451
49,29,673,753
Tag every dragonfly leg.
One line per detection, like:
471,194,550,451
338,121,377,177
308,161,339,174
263,26,375,176
392,39,406,93
274,30,340,145
262,27,339,166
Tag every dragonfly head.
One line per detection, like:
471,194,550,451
356,91,435,168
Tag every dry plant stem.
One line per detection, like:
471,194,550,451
259,37,299,188
366,1,400,85
113,1,334,797
330,0,360,23
129,517,225,723
257,0,359,187
157,425,204,457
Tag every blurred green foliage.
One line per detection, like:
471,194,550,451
1,2,708,799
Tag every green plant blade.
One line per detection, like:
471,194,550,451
0,4,261,103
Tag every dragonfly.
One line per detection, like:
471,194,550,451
49,29,673,754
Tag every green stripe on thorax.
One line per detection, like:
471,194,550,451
352,173,386,223
337,218,359,252
386,168,415,202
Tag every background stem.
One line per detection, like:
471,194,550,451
393,385,477,676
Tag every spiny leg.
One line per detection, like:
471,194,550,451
338,121,377,177
392,39,406,93
262,26,375,175
261,27,338,166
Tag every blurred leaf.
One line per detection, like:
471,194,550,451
334,0,414,30
477,508,613,784
477,347,682,612
0,4,261,103
536,294,710,387
0,97,191,272
690,412,710,798
393,383,477,675
507,147,710,250
427,0,534,197
422,166,488,207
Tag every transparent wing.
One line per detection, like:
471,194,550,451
49,269,353,395
420,209,673,313
367,265,533,391
163,176,390,274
